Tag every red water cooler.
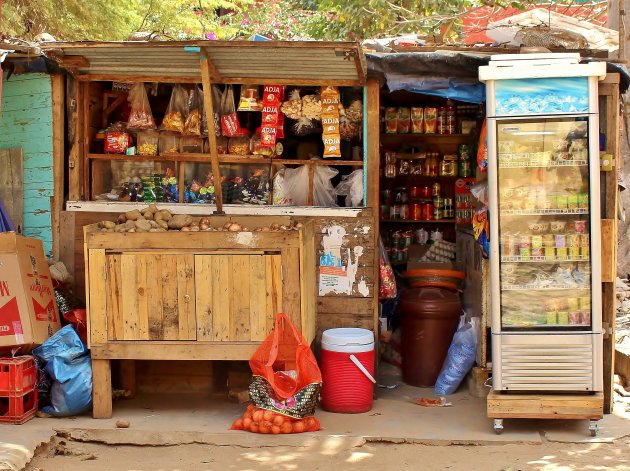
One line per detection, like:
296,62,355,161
320,328,375,413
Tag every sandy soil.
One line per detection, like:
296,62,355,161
24,435,630,471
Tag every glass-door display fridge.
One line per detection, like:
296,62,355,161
480,54,607,392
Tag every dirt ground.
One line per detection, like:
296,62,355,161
24,435,630,471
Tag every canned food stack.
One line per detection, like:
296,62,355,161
501,220,589,261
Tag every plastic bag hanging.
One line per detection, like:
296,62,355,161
127,83,156,130
183,87,203,136
313,166,338,207
162,85,189,133
335,169,364,207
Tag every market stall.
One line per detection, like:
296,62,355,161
43,41,378,418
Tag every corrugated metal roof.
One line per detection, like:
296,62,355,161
41,40,365,85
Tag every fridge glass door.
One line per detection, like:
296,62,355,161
497,117,592,331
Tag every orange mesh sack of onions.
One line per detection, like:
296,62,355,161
230,313,322,434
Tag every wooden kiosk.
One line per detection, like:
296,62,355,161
45,41,380,419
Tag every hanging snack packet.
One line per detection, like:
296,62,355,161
321,86,341,158
162,85,188,132
238,85,262,112
183,87,203,136
262,85,284,106
280,89,302,120
127,83,156,130
321,86,340,116
323,135,341,158
221,85,243,137
209,85,222,136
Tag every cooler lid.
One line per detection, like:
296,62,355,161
322,328,374,347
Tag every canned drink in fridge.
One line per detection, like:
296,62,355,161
567,194,579,210
580,311,591,325
579,234,590,247
531,235,543,248
556,194,568,209
581,245,590,257
558,311,569,325
556,247,568,260
545,247,556,260
546,312,558,325
578,193,589,208
569,311,581,325
531,247,544,257
569,246,581,258
579,297,591,310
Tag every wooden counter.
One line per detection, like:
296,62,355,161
84,217,315,418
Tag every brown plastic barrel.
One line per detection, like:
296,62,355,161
397,287,462,387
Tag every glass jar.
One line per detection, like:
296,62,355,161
440,154,457,177
137,130,159,156
159,131,180,155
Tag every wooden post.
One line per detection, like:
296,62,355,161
82,82,91,200
67,76,82,201
51,74,66,260
600,74,621,413
200,56,224,214
366,78,381,349
92,359,113,418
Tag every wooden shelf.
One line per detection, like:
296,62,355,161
380,133,473,145
381,219,456,224
88,153,364,166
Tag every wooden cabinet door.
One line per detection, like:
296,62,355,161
105,253,196,341
194,254,284,342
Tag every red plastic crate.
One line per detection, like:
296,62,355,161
0,356,37,395
0,388,38,424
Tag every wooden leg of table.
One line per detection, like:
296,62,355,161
92,359,113,419
119,360,137,398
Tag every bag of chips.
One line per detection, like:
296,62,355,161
127,83,156,130
221,85,243,137
183,87,203,136
162,85,189,132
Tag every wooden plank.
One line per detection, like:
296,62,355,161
300,221,317,343
487,390,603,420
212,256,232,341
82,81,91,201
66,76,82,201
91,359,113,419
135,255,149,340
249,255,267,341
177,255,196,340
200,57,224,213
120,254,140,340
91,342,262,361
194,255,214,341
51,74,65,259
161,255,180,340
146,255,164,340
601,219,615,282
230,255,251,341
266,254,283,334
0,148,24,232
106,255,123,341
282,247,301,328
87,249,107,345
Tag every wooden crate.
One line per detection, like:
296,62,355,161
84,216,316,418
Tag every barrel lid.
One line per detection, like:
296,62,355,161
322,328,374,347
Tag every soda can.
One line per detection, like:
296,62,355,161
569,311,581,325
578,193,589,208
546,312,558,325
580,311,591,325
567,194,579,210
556,195,568,209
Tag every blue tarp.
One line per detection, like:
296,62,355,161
366,52,630,103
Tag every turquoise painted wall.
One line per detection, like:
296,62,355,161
0,73,54,256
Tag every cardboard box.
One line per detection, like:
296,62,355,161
406,244,457,271
0,233,60,351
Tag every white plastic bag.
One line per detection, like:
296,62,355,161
335,169,364,207
282,165,338,207
434,314,478,395
282,165,310,206
313,166,338,207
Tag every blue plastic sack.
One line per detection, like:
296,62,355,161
32,325,93,416
434,314,478,395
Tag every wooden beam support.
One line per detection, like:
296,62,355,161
203,51,222,82
200,57,224,214
51,74,66,260
59,55,90,68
